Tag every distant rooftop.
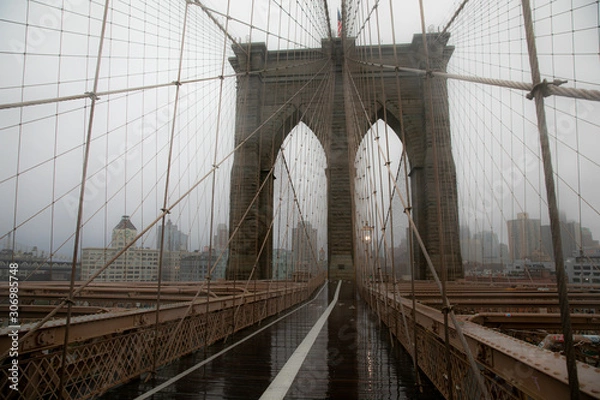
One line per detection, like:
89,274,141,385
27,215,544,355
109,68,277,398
114,215,137,231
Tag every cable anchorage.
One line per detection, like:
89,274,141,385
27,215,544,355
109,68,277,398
441,305,454,315
526,78,567,100
61,297,75,305
84,91,99,101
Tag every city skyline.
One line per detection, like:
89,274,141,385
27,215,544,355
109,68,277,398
4,206,600,261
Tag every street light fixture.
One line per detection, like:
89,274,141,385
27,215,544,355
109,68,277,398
362,224,373,244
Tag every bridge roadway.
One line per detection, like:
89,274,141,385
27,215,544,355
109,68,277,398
103,281,442,399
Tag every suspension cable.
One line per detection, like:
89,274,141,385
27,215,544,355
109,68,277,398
58,0,112,397
521,0,580,397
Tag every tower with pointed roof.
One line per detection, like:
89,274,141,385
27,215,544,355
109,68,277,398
82,215,160,282
112,215,137,248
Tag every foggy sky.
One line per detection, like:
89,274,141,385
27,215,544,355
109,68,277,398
0,0,598,260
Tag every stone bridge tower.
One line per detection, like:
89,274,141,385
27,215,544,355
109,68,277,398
226,33,463,282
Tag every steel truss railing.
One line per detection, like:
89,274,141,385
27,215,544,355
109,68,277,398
0,276,324,400
362,284,600,400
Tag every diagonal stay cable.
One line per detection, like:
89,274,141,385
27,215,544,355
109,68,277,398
346,48,491,400
120,62,334,364
151,0,191,376
280,150,321,268
58,0,112,396
190,0,247,57
351,0,382,41
0,59,326,110
439,0,471,39
348,58,600,102
342,59,420,356
0,58,332,361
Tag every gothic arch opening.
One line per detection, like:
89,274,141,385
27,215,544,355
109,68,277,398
272,122,327,280
227,37,461,281
354,120,412,281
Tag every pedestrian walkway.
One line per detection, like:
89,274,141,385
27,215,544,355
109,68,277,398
105,281,442,399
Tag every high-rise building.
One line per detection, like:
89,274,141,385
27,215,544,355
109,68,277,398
507,213,541,261
180,249,227,281
214,223,228,251
582,227,600,255
156,219,188,252
473,230,505,262
291,222,318,274
160,251,183,282
82,216,159,282
541,215,583,261
540,225,553,260
273,248,293,279
155,220,189,281
459,226,477,262
561,220,582,258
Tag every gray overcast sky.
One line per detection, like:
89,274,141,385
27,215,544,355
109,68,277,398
0,0,598,258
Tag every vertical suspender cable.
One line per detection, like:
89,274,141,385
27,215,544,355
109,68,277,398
205,0,233,357
372,3,395,342
416,1,454,397
416,1,491,398
153,0,190,375
59,0,112,397
346,37,489,399
387,0,421,384
3,59,331,361
520,0,580,398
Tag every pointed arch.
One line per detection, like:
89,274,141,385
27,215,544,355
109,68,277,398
272,122,327,280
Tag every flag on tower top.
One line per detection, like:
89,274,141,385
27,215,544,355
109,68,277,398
337,9,342,37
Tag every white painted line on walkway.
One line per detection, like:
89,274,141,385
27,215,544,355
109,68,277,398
134,282,329,400
259,280,342,400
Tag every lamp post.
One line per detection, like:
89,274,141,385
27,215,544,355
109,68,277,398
362,225,373,245
362,224,373,288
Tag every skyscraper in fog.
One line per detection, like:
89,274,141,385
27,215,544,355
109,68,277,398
541,214,583,260
507,212,541,261
156,220,188,251
214,223,228,251
292,222,318,272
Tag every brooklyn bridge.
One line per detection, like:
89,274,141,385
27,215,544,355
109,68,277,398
0,0,599,399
